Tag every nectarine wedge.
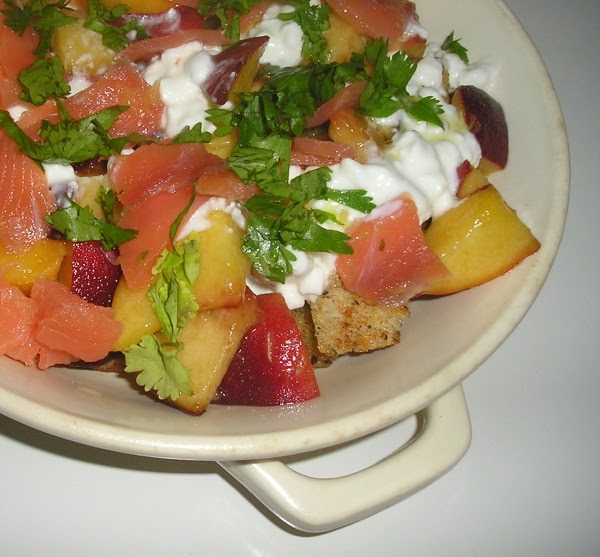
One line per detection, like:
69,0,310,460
452,85,509,171
423,185,540,295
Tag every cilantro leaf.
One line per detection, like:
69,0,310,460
242,214,296,283
84,0,147,52
228,60,365,144
278,4,331,63
124,335,192,401
18,56,71,106
0,104,128,165
205,108,235,137
147,237,200,343
228,135,292,184
326,189,376,213
405,96,444,128
96,185,118,224
242,166,360,282
441,31,469,64
45,198,138,250
170,122,213,145
359,39,445,127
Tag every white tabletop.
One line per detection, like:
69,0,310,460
2,1,598,554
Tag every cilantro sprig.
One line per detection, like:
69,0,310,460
441,31,469,64
359,39,444,127
242,167,364,283
147,238,200,344
124,335,192,401
18,55,71,106
278,3,332,63
84,0,147,52
0,103,129,165
208,58,366,144
227,137,373,282
45,198,138,251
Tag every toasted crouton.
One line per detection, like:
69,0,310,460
305,278,410,361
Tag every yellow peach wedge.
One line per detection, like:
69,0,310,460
423,185,540,296
171,295,259,415
192,211,252,311
111,278,161,352
0,239,67,294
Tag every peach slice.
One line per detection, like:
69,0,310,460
328,108,379,163
423,185,540,296
172,294,259,415
456,162,490,198
191,211,252,310
111,277,161,352
452,85,509,171
0,238,67,294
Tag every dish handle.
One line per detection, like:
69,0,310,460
219,384,471,533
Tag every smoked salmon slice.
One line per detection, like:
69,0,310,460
291,137,357,167
336,196,450,305
65,61,164,137
110,142,222,207
117,187,196,290
0,278,40,366
0,130,56,254
20,62,165,138
0,278,123,369
196,163,259,202
306,81,367,128
119,28,229,62
31,278,123,369
324,0,418,48
0,13,38,109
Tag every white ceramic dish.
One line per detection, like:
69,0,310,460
0,0,568,532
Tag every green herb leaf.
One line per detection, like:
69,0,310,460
45,198,138,250
228,59,365,144
278,3,331,63
0,105,129,165
405,95,445,128
18,55,71,106
84,0,147,52
326,189,376,213
96,185,117,225
359,39,445,128
241,166,359,282
124,335,192,401
242,214,296,283
441,31,469,64
147,236,200,343
170,122,213,145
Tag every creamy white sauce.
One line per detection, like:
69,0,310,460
245,4,304,67
142,41,222,137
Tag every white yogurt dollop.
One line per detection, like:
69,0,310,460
245,5,304,67
142,41,222,137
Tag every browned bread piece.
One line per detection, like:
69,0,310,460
291,304,338,368
307,278,410,360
